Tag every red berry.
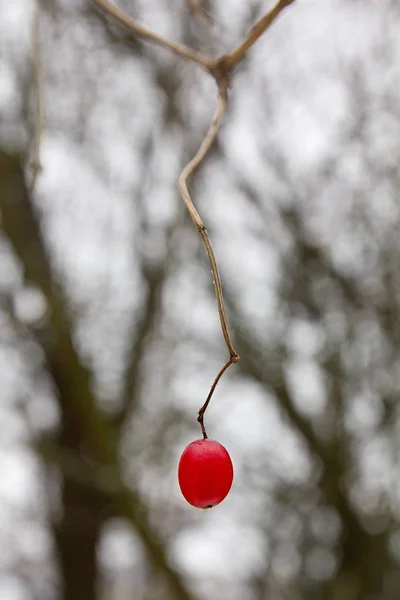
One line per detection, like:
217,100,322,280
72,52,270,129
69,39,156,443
178,439,234,509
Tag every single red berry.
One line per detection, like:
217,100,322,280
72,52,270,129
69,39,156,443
178,438,234,509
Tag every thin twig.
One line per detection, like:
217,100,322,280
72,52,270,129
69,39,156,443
186,0,214,25
94,0,296,79
29,0,45,191
178,79,239,437
197,358,235,438
95,0,214,71
178,80,239,361
93,0,296,438
224,0,296,70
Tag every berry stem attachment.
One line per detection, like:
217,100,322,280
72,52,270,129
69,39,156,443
197,357,236,439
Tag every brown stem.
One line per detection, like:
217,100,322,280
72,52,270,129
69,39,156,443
225,0,296,70
95,0,296,78
198,358,235,439
94,0,296,438
178,79,240,436
178,79,239,360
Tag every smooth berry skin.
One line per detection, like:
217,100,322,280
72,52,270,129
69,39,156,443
178,439,234,509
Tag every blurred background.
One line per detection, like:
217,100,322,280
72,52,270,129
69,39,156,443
1,0,400,599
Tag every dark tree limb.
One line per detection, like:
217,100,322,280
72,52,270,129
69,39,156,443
0,150,195,600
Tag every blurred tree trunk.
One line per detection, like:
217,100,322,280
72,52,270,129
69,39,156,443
0,149,194,600
54,477,109,600
0,150,108,599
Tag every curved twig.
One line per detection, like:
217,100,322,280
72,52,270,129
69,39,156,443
197,358,235,438
178,78,240,437
93,0,296,438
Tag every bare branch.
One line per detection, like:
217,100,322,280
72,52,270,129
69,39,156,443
224,0,296,70
94,0,297,440
95,0,214,71
29,0,45,191
178,79,240,437
186,0,214,25
178,80,238,360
